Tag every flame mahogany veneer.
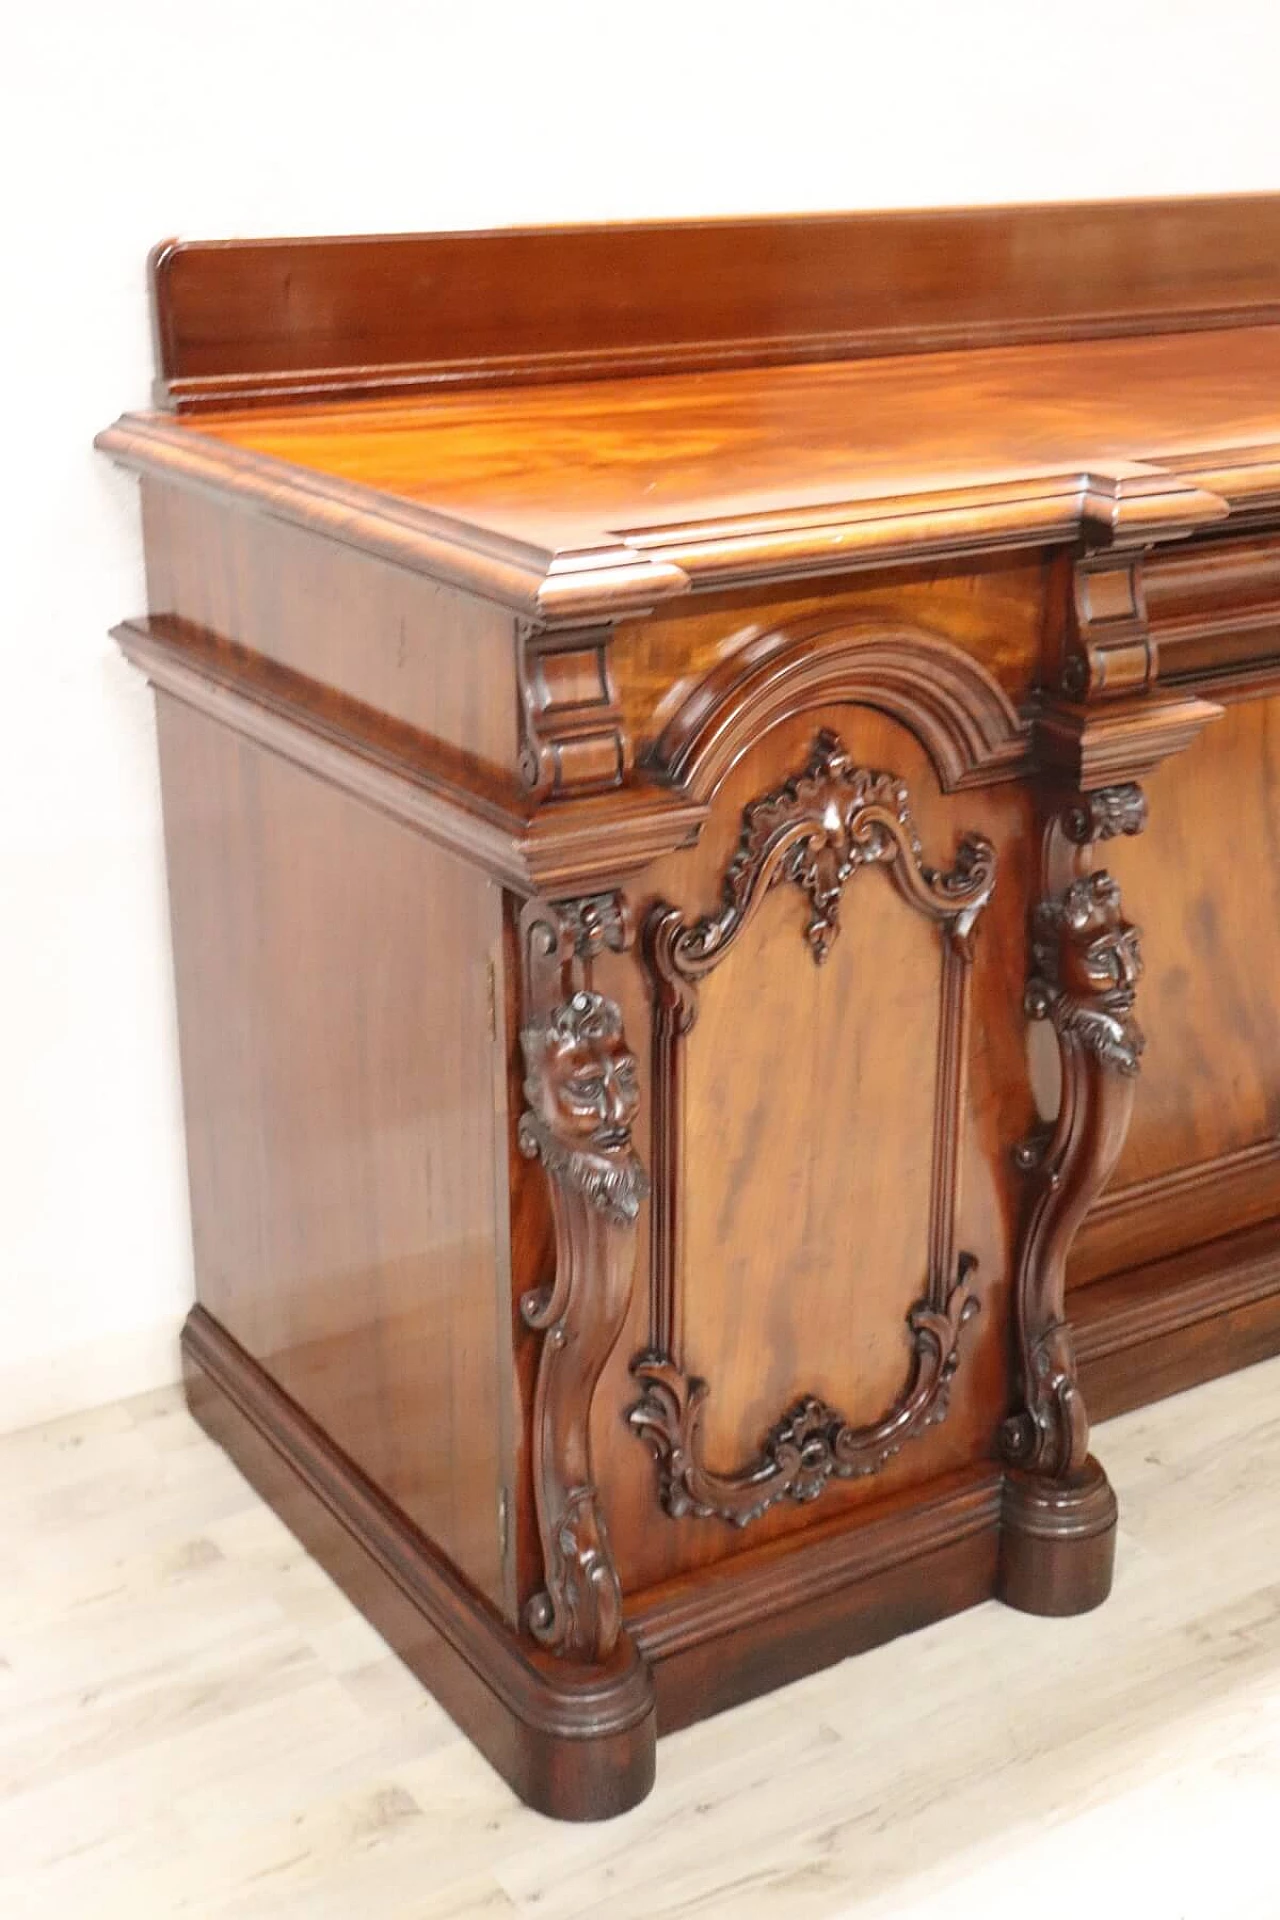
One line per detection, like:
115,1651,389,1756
100,199,1280,1818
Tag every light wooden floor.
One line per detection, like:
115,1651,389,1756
2,1359,1278,1920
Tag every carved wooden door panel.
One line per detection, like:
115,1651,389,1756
590,649,1034,1591
630,721,993,1522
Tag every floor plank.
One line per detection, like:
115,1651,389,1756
1,1360,1277,1919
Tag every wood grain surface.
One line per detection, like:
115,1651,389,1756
149,197,1280,409
102,325,1280,618
100,201,1280,1819
156,698,515,1614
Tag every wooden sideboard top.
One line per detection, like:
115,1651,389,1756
98,199,1280,621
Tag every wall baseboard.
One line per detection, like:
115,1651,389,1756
0,1313,187,1436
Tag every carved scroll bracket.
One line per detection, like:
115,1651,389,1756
1060,552,1157,703
1040,549,1223,791
520,890,632,1011
517,894,648,1663
519,623,631,801
1013,595,1216,1489
631,730,995,1525
1004,788,1146,1481
1060,781,1148,851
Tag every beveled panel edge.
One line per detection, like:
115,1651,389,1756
1072,1217,1280,1361
182,1305,656,1740
648,619,1029,799
96,411,690,621
1075,1228,1280,1420
98,408,1273,624
622,466,1230,595
1143,525,1280,700
626,1465,1002,1663
1096,1136,1280,1219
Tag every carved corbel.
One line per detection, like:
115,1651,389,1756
517,895,648,1664
1005,767,1147,1469
1003,830,1145,1482
1038,546,1222,791
1010,535,1220,1492
518,623,631,800
1059,552,1157,702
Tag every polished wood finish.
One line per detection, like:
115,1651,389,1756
100,198,1280,1818
1075,1223,1280,1418
155,695,515,1611
631,1467,1003,1731
103,327,1280,624
150,197,1280,411
632,729,992,1525
181,1307,656,1821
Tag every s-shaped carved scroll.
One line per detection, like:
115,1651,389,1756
518,900,648,1662
1003,787,1146,1481
630,729,995,1526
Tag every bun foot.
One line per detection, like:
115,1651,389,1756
998,1455,1118,1617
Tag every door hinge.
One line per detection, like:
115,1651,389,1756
485,956,498,1041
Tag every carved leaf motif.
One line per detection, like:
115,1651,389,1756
1000,1322,1088,1474
518,974,647,1663
1062,783,1148,845
652,729,997,990
629,1267,980,1528
1007,840,1146,1481
525,1485,623,1658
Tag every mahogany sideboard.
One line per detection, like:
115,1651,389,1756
99,198,1280,1819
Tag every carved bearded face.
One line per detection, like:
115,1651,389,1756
1057,873,1143,1012
522,991,640,1156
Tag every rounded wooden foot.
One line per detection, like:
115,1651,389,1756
998,1455,1117,1617
514,1643,657,1821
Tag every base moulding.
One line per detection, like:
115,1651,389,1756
1074,1217,1280,1419
183,1304,1118,1819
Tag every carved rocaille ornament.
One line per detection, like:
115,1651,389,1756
634,730,995,1526
651,728,997,991
522,1482,622,1658
1001,1318,1089,1481
1061,782,1148,845
631,1268,979,1527
555,892,632,965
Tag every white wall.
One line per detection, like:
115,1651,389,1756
3,0,1278,1433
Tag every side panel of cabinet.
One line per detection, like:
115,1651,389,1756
156,695,515,1613
142,481,523,784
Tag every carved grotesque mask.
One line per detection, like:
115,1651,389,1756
1057,873,1143,1013
522,990,640,1157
